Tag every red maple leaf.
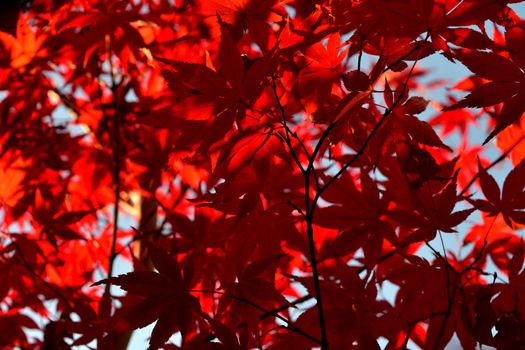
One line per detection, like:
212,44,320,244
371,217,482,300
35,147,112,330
444,50,525,143
93,245,201,350
471,158,525,227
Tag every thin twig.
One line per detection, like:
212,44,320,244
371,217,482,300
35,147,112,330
105,38,123,289
460,215,497,275
272,74,329,349
308,122,337,171
13,244,75,312
259,294,313,319
382,41,424,73
304,170,329,349
287,200,307,218
273,35,429,350
316,49,421,199
189,289,321,345
271,76,309,173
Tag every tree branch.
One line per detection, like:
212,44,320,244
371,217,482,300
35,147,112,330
273,35,429,350
106,41,122,285
271,76,309,174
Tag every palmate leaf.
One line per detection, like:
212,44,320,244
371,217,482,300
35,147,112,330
445,50,525,144
93,246,200,350
473,158,525,227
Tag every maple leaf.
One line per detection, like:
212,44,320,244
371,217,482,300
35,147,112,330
389,179,475,244
290,262,393,349
316,172,396,266
489,242,525,348
429,98,478,139
455,146,489,191
464,214,522,273
0,16,48,69
0,312,39,348
444,51,525,144
197,0,283,48
93,245,201,350
156,24,274,156
495,118,525,166
55,1,148,69
295,33,348,115
471,158,525,228
0,152,26,207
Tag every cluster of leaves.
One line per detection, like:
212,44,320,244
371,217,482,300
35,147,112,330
1,0,525,349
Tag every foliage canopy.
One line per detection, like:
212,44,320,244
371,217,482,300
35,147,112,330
2,0,525,349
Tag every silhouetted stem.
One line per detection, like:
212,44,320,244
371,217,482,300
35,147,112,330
305,172,329,349
272,77,329,349
259,294,313,319
273,35,429,349
107,45,121,286
190,289,322,346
